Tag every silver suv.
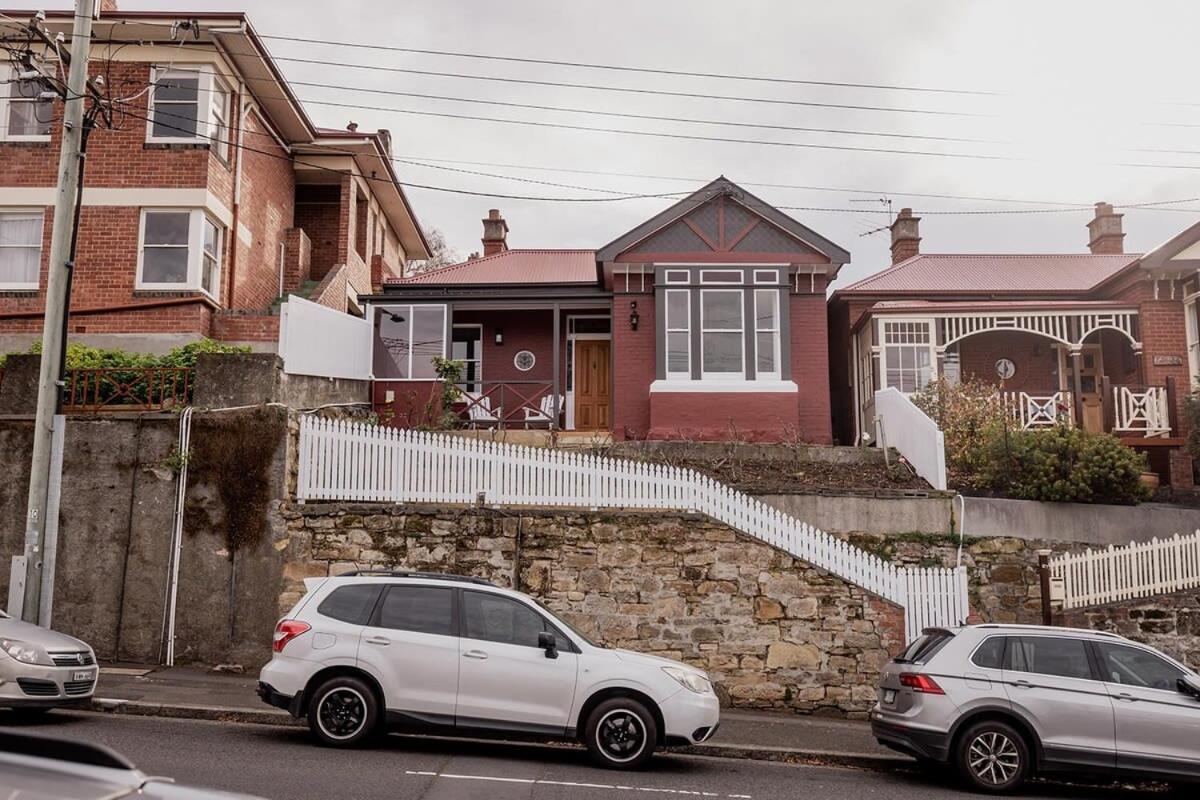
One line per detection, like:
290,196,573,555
870,624,1200,793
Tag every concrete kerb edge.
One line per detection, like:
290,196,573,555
85,699,910,770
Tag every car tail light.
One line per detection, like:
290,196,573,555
899,673,945,695
272,620,311,653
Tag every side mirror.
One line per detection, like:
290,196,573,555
537,631,558,659
1178,674,1200,700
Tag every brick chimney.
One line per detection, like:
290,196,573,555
1087,201,1125,254
889,207,921,265
482,209,508,257
99,0,119,11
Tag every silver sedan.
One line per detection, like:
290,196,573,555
0,608,98,716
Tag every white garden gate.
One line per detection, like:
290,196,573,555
297,417,970,642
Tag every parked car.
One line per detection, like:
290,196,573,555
870,623,1200,793
258,571,720,768
0,609,97,715
0,730,264,799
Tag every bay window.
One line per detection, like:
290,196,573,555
882,320,935,393
700,289,744,379
373,304,447,380
0,211,44,289
148,65,231,156
1,65,52,141
1186,299,1200,389
137,209,224,297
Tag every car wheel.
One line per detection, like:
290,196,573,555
306,676,379,747
584,698,658,770
956,720,1030,794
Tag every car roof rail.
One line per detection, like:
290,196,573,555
971,623,1123,639
338,569,495,587
0,731,135,771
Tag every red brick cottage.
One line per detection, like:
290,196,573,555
0,6,429,355
367,177,850,443
828,204,1200,486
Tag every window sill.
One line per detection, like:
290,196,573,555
0,288,40,296
143,141,211,151
649,379,798,394
0,139,51,147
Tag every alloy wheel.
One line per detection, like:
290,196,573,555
967,730,1021,786
316,687,367,741
595,709,647,763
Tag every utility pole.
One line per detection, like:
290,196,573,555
20,0,97,624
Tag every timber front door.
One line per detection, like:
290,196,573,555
574,340,611,430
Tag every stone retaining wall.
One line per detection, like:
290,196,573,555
1058,589,1200,668
280,504,906,717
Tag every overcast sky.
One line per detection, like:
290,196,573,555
50,1,1200,285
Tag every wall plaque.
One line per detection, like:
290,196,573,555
1152,355,1184,366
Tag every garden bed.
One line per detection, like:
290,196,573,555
622,453,933,495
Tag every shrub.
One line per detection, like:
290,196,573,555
1186,392,1200,462
911,378,1007,487
981,424,1151,505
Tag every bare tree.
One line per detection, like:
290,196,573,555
407,228,461,274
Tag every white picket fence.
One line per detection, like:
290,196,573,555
298,417,969,641
1050,531,1200,609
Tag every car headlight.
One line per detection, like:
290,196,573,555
662,666,712,694
0,639,51,666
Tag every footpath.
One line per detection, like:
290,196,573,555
88,665,907,770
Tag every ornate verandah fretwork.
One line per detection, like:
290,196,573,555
937,309,1140,352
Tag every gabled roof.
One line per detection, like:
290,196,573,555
594,176,850,265
388,250,598,286
836,253,1141,295
1140,218,1200,272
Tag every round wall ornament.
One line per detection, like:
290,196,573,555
514,350,536,372
995,358,1016,380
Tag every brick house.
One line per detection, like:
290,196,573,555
828,204,1200,486
0,5,429,355
368,177,849,442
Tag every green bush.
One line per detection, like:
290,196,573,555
981,424,1151,505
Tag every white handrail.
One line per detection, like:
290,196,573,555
296,417,970,640
873,388,947,491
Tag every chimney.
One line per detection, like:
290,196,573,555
1087,201,1125,254
99,0,119,11
889,207,921,265
482,209,508,257
376,128,393,159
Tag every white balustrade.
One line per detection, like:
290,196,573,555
1113,386,1171,437
1001,391,1073,429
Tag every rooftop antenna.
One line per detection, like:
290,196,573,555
849,196,895,237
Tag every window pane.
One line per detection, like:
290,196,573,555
756,331,776,374
1098,643,1183,691
203,219,219,255
144,213,190,245
702,292,742,330
377,586,455,636
0,247,40,284
463,591,547,648
972,637,1005,669
1005,636,1093,680
666,291,688,330
374,308,410,379
317,584,382,625
410,306,446,380
0,215,43,246
142,248,189,284
155,74,199,102
667,331,689,374
201,254,217,294
755,290,778,330
703,331,743,374
8,97,51,136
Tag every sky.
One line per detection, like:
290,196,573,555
40,1,1200,285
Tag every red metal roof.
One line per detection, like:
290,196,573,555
389,249,598,285
838,253,1140,294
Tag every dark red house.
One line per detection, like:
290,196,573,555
367,177,849,443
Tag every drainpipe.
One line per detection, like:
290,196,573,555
161,406,194,666
226,90,249,310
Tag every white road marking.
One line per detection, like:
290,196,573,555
404,770,748,798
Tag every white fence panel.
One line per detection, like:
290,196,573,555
1051,531,1200,609
873,387,947,491
297,416,971,640
278,295,373,380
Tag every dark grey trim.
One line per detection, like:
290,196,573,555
385,710,457,731
365,285,611,302
1040,745,1118,772
453,716,570,739
743,290,756,381
1141,217,1200,271
596,176,851,264
690,288,704,380
777,287,791,381
655,286,667,380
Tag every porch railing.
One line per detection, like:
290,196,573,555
62,367,192,413
457,381,562,429
1112,385,1171,437
1001,390,1073,429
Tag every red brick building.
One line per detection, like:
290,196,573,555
0,6,429,354
369,177,849,442
828,204,1200,486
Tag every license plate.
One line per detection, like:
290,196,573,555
73,670,94,682
883,688,897,704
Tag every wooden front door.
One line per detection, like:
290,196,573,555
574,340,611,430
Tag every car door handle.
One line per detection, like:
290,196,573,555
1116,692,1137,702
364,636,390,646
463,649,489,660
1012,679,1033,689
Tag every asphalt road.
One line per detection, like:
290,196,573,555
0,712,1167,800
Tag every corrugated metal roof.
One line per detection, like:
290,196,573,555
389,249,598,285
838,253,1140,294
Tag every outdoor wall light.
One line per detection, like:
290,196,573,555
494,328,504,345
629,301,639,331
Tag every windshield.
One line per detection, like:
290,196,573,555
531,598,600,648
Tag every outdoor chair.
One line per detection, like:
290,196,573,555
523,394,564,428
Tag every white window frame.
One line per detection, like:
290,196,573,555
700,269,742,284
753,269,779,284
753,289,781,380
881,318,937,394
1186,298,1200,389
664,289,691,379
136,208,224,298
147,65,229,149
375,303,448,381
0,64,53,142
663,269,690,284
700,288,745,380
0,209,45,290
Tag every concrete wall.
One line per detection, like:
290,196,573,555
192,353,369,410
761,494,954,536
1058,588,1200,669
962,496,1200,545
